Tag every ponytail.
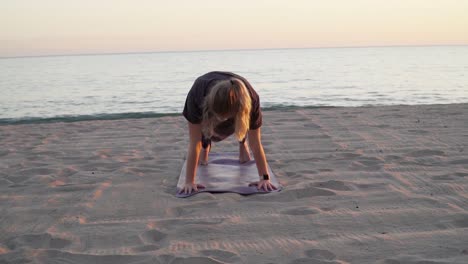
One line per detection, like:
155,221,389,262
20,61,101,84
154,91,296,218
230,79,251,141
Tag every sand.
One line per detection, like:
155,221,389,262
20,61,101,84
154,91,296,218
1,103,468,264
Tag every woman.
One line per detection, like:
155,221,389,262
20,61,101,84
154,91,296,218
179,71,277,195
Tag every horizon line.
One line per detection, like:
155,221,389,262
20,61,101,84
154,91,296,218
1,44,467,60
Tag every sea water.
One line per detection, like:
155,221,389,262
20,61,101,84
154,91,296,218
1,46,467,124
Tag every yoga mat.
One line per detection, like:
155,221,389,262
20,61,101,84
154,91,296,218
176,152,282,198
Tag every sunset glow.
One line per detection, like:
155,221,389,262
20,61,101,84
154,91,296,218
1,0,467,57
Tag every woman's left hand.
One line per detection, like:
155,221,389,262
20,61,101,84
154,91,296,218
249,180,277,192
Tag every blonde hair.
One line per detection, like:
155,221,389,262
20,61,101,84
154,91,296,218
202,78,252,141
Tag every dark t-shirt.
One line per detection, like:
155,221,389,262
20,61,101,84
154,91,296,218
182,71,262,136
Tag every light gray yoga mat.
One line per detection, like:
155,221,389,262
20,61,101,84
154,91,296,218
176,152,282,198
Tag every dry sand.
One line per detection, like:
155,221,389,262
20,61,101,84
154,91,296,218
1,103,468,264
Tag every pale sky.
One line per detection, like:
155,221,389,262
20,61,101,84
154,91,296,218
1,0,468,57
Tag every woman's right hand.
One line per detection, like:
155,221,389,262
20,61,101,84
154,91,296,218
178,182,206,195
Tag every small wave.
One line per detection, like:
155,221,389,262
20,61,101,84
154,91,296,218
3,102,466,126
0,104,338,126
262,104,336,111
0,112,180,125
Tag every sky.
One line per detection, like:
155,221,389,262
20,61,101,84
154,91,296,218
1,0,468,57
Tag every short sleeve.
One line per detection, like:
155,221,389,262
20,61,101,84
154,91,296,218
250,95,262,130
241,78,262,130
182,78,204,124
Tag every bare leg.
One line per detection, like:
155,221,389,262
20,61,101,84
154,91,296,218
239,138,251,164
200,144,210,165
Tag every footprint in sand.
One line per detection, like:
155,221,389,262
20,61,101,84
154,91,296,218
407,129,430,135
431,172,468,181
311,180,352,191
447,112,463,116
355,182,388,191
0,150,10,157
303,123,321,129
336,152,362,159
133,230,170,252
377,114,405,118
309,134,331,139
139,229,167,244
131,244,160,253
341,115,357,118
379,260,401,264
170,256,225,264
378,256,449,264
455,172,468,178
164,202,221,218
5,233,71,250
351,157,384,171
373,124,391,129
453,216,468,228
431,174,453,181
449,159,468,165
290,187,336,199
155,218,225,234
200,249,242,263
385,155,403,161
280,206,320,216
18,167,58,177
255,187,335,202
298,169,319,175
407,150,445,157
320,206,337,212
36,250,155,263
290,248,339,264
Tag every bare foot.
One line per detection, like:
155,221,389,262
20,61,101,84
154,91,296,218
200,144,211,165
239,141,251,164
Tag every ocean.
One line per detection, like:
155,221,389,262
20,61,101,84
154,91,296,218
1,46,467,125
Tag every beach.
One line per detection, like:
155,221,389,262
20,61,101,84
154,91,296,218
1,103,467,263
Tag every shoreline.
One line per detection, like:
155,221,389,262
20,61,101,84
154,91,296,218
1,103,467,263
2,102,467,126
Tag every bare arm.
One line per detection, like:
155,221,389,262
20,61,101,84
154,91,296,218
178,122,206,195
248,128,276,191
248,128,269,177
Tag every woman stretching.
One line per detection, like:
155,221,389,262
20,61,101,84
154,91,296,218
180,71,277,195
